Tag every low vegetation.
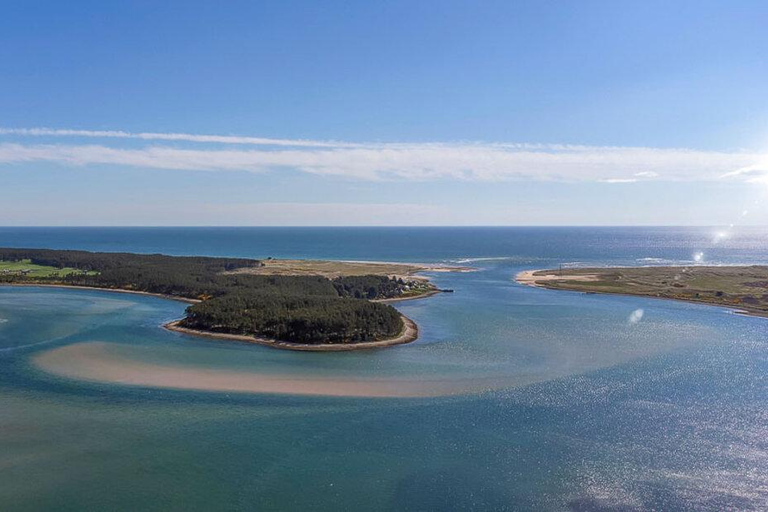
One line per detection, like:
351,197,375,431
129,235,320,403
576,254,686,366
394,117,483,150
227,258,430,279
0,248,426,344
523,265,768,317
0,259,97,278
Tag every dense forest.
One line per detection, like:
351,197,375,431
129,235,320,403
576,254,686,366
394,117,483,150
182,292,403,344
333,274,404,299
0,248,406,344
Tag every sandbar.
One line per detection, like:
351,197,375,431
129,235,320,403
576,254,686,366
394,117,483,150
33,341,507,398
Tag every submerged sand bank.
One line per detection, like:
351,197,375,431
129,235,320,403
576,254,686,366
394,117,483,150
33,342,506,398
165,314,418,352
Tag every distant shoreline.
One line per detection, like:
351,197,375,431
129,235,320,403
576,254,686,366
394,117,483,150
515,267,768,319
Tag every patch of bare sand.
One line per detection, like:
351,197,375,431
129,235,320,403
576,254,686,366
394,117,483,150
33,342,508,398
515,269,599,287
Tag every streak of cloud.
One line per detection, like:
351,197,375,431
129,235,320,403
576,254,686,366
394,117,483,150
0,127,765,183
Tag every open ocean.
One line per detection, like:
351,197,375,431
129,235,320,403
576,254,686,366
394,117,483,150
1,227,767,511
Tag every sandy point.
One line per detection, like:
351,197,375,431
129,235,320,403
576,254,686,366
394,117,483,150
515,269,599,287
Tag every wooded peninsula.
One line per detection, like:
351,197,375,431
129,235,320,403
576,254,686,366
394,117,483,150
0,248,455,348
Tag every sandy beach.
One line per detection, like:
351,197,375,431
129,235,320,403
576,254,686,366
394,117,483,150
373,288,444,303
515,269,599,287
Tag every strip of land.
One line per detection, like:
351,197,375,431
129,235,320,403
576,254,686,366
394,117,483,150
1,248,465,350
517,266,768,318
226,258,472,279
226,259,467,300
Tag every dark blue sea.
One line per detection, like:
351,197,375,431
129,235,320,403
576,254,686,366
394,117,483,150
2,226,768,265
1,227,766,511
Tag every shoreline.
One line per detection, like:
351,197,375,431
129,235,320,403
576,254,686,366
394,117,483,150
515,268,768,319
164,315,418,351
374,288,444,303
0,282,200,304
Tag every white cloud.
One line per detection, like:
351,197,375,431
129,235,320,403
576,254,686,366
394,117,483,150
0,127,355,148
600,178,638,183
720,162,768,183
0,127,765,183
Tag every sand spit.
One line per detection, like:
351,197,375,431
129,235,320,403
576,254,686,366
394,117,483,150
515,269,599,287
373,289,444,304
33,342,507,398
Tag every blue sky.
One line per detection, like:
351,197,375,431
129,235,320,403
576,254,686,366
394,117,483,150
1,0,767,226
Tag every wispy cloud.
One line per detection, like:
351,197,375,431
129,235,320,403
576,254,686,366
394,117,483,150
0,127,355,148
600,178,638,184
0,127,764,183
720,161,768,183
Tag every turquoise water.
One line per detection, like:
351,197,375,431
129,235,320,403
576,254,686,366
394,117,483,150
1,228,767,510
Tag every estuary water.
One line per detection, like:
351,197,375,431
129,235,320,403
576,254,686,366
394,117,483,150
1,227,767,511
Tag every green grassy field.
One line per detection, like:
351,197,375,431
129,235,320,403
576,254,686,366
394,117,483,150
0,260,97,278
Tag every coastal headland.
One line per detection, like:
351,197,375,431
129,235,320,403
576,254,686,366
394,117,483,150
1,248,468,350
517,265,768,318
